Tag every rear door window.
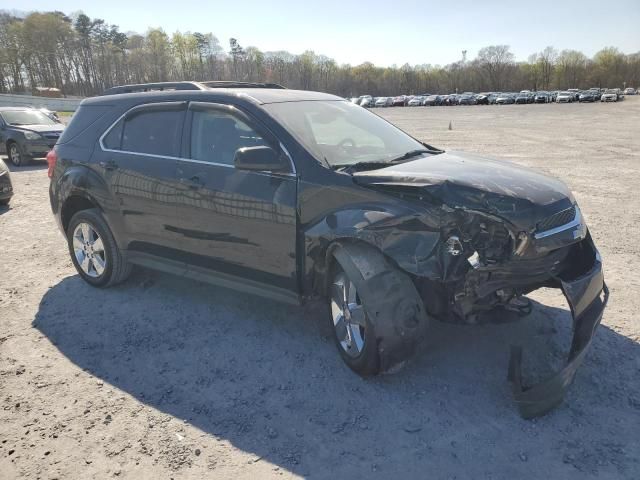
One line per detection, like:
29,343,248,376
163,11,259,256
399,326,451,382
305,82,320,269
103,103,185,157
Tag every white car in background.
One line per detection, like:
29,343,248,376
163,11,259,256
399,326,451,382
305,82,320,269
374,97,393,107
358,95,374,107
601,89,619,102
556,91,574,103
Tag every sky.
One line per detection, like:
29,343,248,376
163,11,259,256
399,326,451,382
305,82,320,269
10,0,640,66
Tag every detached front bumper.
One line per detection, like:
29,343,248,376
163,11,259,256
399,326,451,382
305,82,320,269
508,234,608,418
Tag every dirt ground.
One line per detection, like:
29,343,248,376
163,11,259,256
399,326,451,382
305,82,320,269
1,99,639,479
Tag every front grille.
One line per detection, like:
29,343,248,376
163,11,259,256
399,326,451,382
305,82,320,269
536,205,576,232
42,132,60,140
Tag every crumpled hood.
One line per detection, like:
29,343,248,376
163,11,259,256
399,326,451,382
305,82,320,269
11,124,64,134
352,151,574,230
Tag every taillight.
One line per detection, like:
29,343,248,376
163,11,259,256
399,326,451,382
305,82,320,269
46,149,57,178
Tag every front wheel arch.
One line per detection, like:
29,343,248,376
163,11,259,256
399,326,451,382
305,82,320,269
327,241,430,374
6,140,27,166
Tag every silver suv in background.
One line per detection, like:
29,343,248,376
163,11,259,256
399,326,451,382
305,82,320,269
0,107,64,166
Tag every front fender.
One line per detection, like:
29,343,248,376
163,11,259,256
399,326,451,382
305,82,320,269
303,205,443,295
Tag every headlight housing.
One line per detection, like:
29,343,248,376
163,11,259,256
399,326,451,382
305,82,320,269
23,131,42,140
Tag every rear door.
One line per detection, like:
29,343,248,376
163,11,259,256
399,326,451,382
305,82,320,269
172,102,298,293
96,102,185,259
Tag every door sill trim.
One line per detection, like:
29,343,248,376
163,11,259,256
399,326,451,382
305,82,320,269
127,251,301,305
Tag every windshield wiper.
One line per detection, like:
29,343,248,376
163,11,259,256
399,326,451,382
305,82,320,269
335,152,430,173
334,146,444,173
387,147,442,163
387,149,430,162
333,161,392,172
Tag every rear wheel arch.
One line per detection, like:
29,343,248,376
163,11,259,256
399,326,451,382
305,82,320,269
61,194,100,233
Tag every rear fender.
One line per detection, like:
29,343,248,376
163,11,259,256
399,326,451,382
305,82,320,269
54,165,127,248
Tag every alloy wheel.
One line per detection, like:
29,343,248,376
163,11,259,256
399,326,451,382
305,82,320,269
9,144,20,166
73,222,106,278
330,271,367,357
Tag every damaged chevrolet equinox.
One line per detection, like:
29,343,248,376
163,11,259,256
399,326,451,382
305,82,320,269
49,81,608,418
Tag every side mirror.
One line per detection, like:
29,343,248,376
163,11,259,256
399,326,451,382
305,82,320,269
234,146,289,172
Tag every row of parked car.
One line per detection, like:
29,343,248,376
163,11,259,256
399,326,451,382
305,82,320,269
351,87,637,107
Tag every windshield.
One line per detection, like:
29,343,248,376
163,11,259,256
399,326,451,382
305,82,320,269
264,100,427,167
0,109,57,126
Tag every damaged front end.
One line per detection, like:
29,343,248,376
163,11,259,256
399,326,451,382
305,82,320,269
435,200,609,418
306,152,608,418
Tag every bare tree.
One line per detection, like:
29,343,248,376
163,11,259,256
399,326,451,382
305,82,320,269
0,11,636,98
476,45,515,90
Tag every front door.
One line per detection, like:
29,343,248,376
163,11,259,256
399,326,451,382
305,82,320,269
173,102,298,292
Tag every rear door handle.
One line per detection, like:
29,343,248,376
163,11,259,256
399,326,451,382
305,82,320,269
99,160,118,171
180,175,204,189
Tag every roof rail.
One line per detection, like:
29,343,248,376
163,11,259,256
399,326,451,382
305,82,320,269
101,81,207,96
101,80,286,96
199,81,286,89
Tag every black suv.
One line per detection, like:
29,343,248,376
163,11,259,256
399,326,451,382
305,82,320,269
49,81,607,418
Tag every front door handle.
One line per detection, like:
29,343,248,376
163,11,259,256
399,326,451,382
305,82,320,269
180,175,204,189
99,160,118,171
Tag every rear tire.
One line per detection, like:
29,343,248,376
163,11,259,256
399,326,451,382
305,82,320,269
329,243,429,375
67,208,132,287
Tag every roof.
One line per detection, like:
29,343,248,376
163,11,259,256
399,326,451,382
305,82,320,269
82,88,342,106
0,106,39,111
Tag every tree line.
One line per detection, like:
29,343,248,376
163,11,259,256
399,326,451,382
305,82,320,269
1,10,639,98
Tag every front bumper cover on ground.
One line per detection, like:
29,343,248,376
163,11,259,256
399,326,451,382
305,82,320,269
508,238,608,419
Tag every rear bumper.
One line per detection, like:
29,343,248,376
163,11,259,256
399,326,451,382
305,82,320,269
508,234,608,418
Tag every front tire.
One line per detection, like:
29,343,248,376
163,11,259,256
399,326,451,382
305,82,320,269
67,208,132,287
329,243,429,375
8,142,29,167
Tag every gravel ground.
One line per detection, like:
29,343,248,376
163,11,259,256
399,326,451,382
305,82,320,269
1,99,639,479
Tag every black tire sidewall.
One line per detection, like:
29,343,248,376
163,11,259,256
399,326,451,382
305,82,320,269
67,210,116,287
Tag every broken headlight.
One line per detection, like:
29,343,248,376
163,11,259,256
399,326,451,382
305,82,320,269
445,213,514,265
